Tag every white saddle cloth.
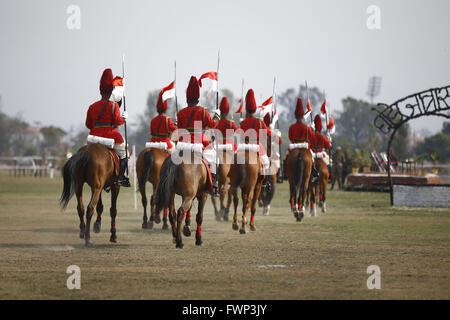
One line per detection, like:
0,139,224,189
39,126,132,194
87,135,115,149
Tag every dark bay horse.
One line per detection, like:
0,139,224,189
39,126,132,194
155,151,211,248
286,148,313,222
307,157,329,216
60,143,121,246
136,147,169,229
258,173,276,216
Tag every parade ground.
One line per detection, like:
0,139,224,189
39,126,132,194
0,174,448,300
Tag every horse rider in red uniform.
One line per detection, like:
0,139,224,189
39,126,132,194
216,97,238,152
176,76,220,194
283,98,315,180
238,89,272,185
310,114,332,174
150,91,178,152
85,68,130,187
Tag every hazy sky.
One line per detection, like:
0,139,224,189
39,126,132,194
0,0,449,135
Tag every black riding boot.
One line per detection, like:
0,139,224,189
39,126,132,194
311,162,319,183
209,173,219,196
118,158,131,187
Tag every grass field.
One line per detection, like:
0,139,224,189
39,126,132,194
0,174,449,299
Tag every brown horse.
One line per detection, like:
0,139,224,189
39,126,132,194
136,147,170,229
60,143,121,246
229,149,264,234
155,151,211,248
307,158,329,216
286,148,313,221
211,150,233,221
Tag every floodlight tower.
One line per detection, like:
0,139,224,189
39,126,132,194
367,76,382,104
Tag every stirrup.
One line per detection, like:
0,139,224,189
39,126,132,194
118,176,131,187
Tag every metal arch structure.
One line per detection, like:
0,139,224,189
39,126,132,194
372,85,450,205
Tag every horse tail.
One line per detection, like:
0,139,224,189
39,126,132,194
139,150,154,191
155,157,177,211
294,151,304,190
59,151,91,210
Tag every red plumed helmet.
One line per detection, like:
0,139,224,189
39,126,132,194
186,76,200,100
100,68,114,94
295,98,304,119
219,97,230,114
263,113,271,127
314,114,323,132
156,91,167,111
245,89,257,113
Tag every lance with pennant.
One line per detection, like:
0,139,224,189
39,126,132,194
122,54,129,175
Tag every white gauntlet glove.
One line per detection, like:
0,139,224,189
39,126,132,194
122,111,128,121
213,108,220,121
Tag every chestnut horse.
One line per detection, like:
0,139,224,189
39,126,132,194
229,149,264,234
136,147,170,229
60,143,121,246
155,151,210,248
286,148,313,221
307,158,329,216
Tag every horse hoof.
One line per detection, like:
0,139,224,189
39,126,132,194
110,236,117,243
79,232,85,239
162,223,169,230
195,237,202,246
85,240,94,247
232,223,239,231
176,241,184,249
239,228,247,234
183,225,191,237
250,225,256,232
147,221,154,230
223,214,229,222
142,222,148,229
296,212,304,222
93,221,101,234
154,216,161,224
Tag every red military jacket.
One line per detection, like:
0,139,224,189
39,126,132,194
288,121,314,146
310,131,331,153
238,116,272,155
150,114,177,149
86,99,124,143
177,105,217,148
216,118,237,150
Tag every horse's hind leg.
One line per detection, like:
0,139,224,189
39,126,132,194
93,194,103,234
85,187,102,246
176,197,193,249
183,207,192,237
240,187,253,234
250,182,262,232
109,185,120,243
76,184,85,239
195,194,207,246
140,182,149,229
231,187,239,231
168,197,177,243
223,190,232,222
